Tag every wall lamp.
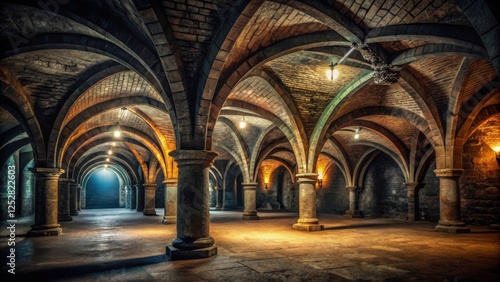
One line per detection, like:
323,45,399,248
264,177,269,189
494,147,500,159
317,172,323,189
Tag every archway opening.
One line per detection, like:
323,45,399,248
85,168,120,208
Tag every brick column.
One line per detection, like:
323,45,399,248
69,182,79,216
58,178,72,222
166,150,218,260
215,185,222,211
130,184,137,210
344,186,363,218
76,185,82,211
404,182,424,221
242,182,259,220
136,184,145,212
434,169,470,233
143,183,157,215
27,168,63,236
292,173,324,231
163,178,177,224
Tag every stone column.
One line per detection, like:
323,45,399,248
404,182,423,221
69,182,79,216
242,182,259,220
76,185,82,211
163,178,177,224
58,178,73,222
215,185,222,210
344,186,363,218
292,173,324,231
166,150,218,260
130,185,137,210
434,169,470,233
143,183,157,215
125,185,131,209
136,184,145,212
27,168,63,236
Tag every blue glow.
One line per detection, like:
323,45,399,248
86,169,120,208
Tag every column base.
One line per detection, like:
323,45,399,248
163,216,176,224
292,223,324,232
344,210,363,218
27,225,62,236
166,245,217,260
58,215,73,222
70,211,78,216
242,215,260,220
435,224,471,233
143,209,157,216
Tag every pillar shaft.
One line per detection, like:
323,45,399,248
344,186,363,218
58,178,72,222
136,184,145,212
166,150,218,260
130,185,137,210
215,185,222,210
292,173,323,231
28,168,63,236
125,185,131,209
434,169,470,233
242,182,259,220
163,178,177,224
76,187,82,211
143,183,157,215
69,183,79,216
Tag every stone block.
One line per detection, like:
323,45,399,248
292,223,324,232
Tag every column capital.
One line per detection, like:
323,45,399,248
345,186,358,191
434,169,463,178
163,178,178,186
143,183,157,189
30,167,64,178
169,150,218,167
295,173,318,184
59,177,73,183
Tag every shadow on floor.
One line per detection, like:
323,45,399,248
13,254,168,280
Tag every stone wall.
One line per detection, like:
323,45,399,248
461,115,500,225
359,153,407,219
20,159,34,217
419,163,439,221
256,166,293,210
317,165,348,214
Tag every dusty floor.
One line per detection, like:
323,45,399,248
1,209,499,281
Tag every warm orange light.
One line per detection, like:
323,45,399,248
494,147,500,159
108,149,112,155
264,177,269,189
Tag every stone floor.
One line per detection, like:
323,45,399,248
1,209,499,281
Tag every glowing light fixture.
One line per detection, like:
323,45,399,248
326,62,339,80
239,116,247,129
108,149,113,155
317,172,323,189
111,142,116,146
493,146,500,159
264,177,269,189
113,129,121,137
113,107,127,138
104,164,108,168
106,158,110,162
354,128,361,139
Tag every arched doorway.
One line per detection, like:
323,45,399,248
85,169,120,208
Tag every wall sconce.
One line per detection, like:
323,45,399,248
264,177,269,189
239,116,247,129
494,147,500,159
317,172,323,189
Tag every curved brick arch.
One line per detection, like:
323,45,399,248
207,30,349,150
308,71,373,172
64,130,164,176
260,158,295,185
72,148,139,179
254,140,296,183
391,44,489,66
0,138,30,168
194,0,266,149
398,69,444,148
0,88,45,166
250,127,287,181
124,142,150,182
319,151,348,186
75,155,138,186
367,24,485,51
217,117,252,182
72,152,138,183
354,149,380,188
415,146,436,183
466,105,500,139
270,0,365,43
325,137,353,186
356,141,410,182
56,96,168,166
80,164,131,193
223,99,306,170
